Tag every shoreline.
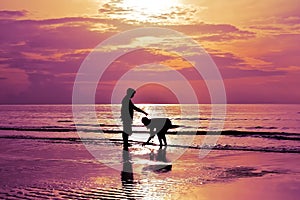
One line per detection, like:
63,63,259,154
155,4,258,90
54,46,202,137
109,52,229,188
0,126,299,136
0,135,299,154
0,133,299,199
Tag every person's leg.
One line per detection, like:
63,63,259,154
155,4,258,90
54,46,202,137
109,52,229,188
157,134,163,147
162,134,167,146
123,122,132,150
122,131,129,150
160,126,168,146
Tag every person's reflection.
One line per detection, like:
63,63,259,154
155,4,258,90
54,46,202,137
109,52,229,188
121,150,134,185
144,146,172,173
121,150,136,199
155,146,172,172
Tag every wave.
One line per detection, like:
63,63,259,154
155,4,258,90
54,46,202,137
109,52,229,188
57,120,73,123
0,135,299,154
172,117,224,121
0,126,299,140
0,126,77,132
246,126,278,130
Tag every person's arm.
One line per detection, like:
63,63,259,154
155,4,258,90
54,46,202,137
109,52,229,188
130,101,148,115
143,127,155,146
143,135,155,145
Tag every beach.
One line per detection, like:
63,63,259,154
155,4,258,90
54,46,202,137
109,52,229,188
0,129,299,199
0,104,299,199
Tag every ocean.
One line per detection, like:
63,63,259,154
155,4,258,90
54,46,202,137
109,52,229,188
0,104,299,154
1,104,299,133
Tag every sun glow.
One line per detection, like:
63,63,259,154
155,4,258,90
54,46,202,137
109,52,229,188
123,0,179,15
120,0,180,23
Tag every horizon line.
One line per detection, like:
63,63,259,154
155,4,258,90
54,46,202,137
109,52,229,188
0,103,299,106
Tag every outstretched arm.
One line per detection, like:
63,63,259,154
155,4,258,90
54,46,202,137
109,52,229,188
131,101,148,115
143,128,155,146
144,135,155,145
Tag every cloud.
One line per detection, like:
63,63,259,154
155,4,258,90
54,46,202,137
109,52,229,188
248,16,300,34
203,50,286,79
99,2,133,14
0,10,28,18
255,34,300,69
224,70,300,104
0,15,138,103
0,17,120,49
169,23,255,41
0,9,298,103
109,47,286,81
0,67,30,102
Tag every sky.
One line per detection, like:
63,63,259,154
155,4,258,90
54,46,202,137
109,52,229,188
0,0,299,104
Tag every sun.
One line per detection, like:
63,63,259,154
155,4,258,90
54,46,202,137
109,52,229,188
123,0,178,15
120,0,180,23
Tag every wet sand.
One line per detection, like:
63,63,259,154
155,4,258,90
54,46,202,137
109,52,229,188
0,130,299,199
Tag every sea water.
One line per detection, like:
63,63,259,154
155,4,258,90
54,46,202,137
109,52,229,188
0,104,299,133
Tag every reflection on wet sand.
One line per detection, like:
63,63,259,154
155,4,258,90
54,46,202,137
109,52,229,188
0,138,297,200
143,146,173,173
121,150,135,199
121,150,134,184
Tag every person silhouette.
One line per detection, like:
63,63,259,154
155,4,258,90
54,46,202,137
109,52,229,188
121,88,148,150
141,117,172,147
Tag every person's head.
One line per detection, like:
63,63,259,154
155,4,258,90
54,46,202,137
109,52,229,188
142,117,151,127
127,88,136,98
